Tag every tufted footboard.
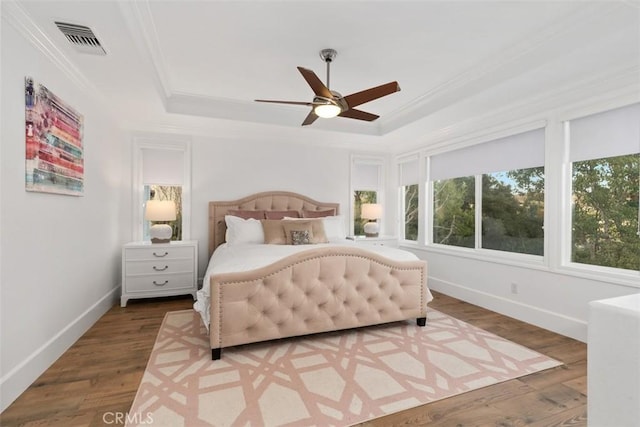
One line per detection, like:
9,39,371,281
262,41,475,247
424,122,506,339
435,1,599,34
209,246,428,360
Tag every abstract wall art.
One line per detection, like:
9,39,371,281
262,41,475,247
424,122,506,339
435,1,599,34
25,77,84,196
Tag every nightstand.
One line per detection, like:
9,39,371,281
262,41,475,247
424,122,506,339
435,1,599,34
347,235,398,248
121,240,198,307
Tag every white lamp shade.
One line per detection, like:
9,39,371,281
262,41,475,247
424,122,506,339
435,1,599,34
361,203,382,220
145,200,176,221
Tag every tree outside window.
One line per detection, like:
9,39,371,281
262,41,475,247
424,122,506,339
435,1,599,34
403,184,419,241
433,176,475,248
572,153,639,271
482,167,544,255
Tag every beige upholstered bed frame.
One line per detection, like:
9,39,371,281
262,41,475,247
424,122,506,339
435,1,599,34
207,191,428,360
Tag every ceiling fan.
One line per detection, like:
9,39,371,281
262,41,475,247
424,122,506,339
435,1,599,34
255,49,401,126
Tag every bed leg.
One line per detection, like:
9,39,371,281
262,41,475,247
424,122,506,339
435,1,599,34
212,348,221,360
417,317,426,327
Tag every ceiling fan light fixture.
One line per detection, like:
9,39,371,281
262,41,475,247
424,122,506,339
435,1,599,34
314,103,341,118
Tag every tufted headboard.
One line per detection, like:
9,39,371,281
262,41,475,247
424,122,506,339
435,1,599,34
208,191,340,257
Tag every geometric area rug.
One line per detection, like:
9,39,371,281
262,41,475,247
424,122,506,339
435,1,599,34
126,309,561,427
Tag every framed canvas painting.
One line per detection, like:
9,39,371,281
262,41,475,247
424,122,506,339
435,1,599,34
25,77,84,196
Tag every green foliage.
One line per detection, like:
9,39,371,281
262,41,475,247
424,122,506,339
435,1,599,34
404,184,419,241
572,154,639,271
433,177,475,248
482,167,544,255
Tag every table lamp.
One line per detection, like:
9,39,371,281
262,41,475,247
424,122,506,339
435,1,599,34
361,203,382,237
145,200,176,243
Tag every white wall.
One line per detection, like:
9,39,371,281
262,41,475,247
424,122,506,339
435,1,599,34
190,135,352,276
409,249,638,342
0,17,129,411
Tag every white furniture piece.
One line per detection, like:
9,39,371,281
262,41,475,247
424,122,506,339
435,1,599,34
348,235,398,248
121,240,198,307
588,293,640,427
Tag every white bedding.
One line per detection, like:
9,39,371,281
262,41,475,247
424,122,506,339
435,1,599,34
193,240,423,329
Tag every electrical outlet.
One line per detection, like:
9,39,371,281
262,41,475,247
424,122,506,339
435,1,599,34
510,283,518,294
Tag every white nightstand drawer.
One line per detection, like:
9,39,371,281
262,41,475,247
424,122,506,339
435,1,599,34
121,240,198,307
124,246,194,261
125,272,195,293
125,258,194,275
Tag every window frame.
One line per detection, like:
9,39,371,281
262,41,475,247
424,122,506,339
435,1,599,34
132,135,192,242
349,155,385,236
426,125,547,261
398,155,421,243
561,103,640,277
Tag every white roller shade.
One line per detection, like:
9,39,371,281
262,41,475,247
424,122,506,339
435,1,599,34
352,162,381,190
142,148,184,185
399,158,419,186
430,128,545,181
570,103,640,162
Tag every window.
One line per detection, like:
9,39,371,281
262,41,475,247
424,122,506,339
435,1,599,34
351,157,384,236
430,128,545,254
133,138,191,242
433,176,475,248
568,103,640,271
482,167,544,255
403,184,419,240
399,158,419,241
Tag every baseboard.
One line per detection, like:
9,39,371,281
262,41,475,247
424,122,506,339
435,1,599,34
429,276,587,343
0,286,120,412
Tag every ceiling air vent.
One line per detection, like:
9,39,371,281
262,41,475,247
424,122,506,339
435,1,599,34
55,21,106,55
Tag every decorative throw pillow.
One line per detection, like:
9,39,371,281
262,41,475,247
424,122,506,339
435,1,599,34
282,217,329,244
302,209,336,218
228,209,265,220
265,210,300,219
290,230,310,245
261,219,287,244
282,220,315,245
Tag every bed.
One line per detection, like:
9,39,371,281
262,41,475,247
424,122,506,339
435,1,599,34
194,191,432,360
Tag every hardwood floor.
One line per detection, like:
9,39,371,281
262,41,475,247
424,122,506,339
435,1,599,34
0,291,587,426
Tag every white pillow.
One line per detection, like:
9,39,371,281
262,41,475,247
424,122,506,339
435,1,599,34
322,215,346,241
224,215,264,245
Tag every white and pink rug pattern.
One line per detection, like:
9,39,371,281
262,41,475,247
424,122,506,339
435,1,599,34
127,310,561,427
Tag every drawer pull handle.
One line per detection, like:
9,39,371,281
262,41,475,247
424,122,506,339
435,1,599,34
153,280,168,286
153,265,168,271
153,252,169,257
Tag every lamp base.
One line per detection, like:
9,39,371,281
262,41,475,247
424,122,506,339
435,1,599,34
150,224,172,244
363,221,379,238
150,237,171,244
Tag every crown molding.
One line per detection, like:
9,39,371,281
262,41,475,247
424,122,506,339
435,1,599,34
117,0,172,100
1,1,93,91
380,1,630,135
389,62,640,155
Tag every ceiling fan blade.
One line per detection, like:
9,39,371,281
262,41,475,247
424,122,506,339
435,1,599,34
297,67,332,99
339,108,379,122
255,99,313,106
343,81,401,109
301,110,319,126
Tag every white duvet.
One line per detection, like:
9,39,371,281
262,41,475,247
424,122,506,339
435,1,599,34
193,240,422,329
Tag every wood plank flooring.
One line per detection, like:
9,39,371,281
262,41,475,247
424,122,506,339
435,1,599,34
0,291,587,426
